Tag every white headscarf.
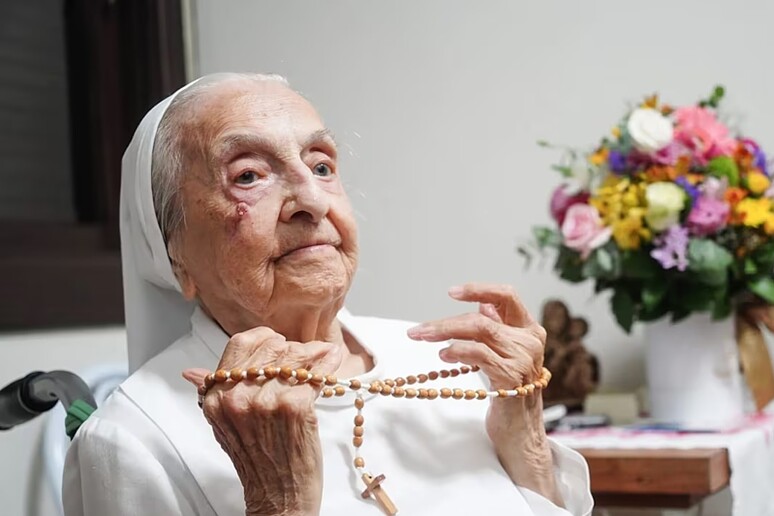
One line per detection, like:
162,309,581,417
120,76,214,373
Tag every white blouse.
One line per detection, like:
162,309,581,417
63,308,593,515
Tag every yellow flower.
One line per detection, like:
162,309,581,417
612,209,651,250
736,198,772,227
589,148,609,166
611,127,621,139
765,214,774,235
747,171,771,196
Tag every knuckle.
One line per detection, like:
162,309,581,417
533,324,548,344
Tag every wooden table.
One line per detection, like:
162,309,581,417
577,448,730,509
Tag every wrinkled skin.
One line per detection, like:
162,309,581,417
176,80,560,515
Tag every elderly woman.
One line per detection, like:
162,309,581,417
63,73,592,515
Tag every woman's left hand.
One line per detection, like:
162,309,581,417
407,282,546,392
407,283,562,506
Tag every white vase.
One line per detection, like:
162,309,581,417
644,313,745,429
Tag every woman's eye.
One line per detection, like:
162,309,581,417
313,163,333,177
235,170,259,185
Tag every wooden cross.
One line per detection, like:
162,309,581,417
361,473,398,515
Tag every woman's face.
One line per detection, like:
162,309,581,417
171,80,359,330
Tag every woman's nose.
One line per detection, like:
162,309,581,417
279,170,330,224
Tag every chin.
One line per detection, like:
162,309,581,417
275,267,352,308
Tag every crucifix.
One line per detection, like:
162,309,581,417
361,473,398,515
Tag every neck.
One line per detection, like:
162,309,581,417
202,300,373,378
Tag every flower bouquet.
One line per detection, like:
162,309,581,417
524,86,774,334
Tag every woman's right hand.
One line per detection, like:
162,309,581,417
183,326,344,516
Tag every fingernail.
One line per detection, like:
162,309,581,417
448,285,464,298
407,325,427,338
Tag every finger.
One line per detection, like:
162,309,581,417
439,341,515,388
219,326,285,369
449,283,534,328
408,312,517,357
182,368,210,387
283,341,344,375
479,303,503,323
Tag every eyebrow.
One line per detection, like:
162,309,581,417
213,128,338,162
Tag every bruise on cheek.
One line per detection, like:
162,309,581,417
227,201,250,236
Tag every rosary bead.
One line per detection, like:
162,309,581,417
334,386,346,396
246,367,260,380
392,387,405,398
525,384,535,394
295,368,310,382
405,388,417,399
427,389,439,400
322,388,334,398
279,367,293,380
264,367,278,379
354,426,364,437
417,374,429,383
477,389,488,400
354,457,365,468
214,370,228,383
428,371,439,380
355,398,365,409
380,385,393,396
516,387,528,396
368,382,381,394
440,388,452,399
450,369,460,377
310,373,324,385
460,366,471,374
406,375,417,385
395,377,406,387
452,389,464,400
471,365,480,372
464,390,476,400
440,370,450,378
353,436,363,447
230,368,243,381
384,379,395,387
417,389,428,399
349,379,362,390
497,389,508,398
197,385,208,396
325,375,338,386
204,375,216,388
354,415,364,426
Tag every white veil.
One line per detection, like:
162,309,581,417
119,76,213,373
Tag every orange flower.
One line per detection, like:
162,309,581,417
642,94,659,109
735,143,755,171
725,187,748,206
589,147,609,166
645,165,678,182
675,155,692,177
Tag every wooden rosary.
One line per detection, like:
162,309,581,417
198,364,552,515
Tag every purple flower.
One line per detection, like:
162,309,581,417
742,138,769,176
675,176,699,204
686,196,729,236
608,150,628,173
700,176,728,200
650,225,690,271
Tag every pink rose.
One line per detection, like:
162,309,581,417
686,196,729,236
673,106,737,164
561,204,612,259
550,185,591,225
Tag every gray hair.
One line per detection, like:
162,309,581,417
151,72,289,245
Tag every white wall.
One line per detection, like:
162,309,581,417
0,329,126,516
193,0,774,391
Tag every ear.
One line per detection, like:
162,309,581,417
168,240,198,301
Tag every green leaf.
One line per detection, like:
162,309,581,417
707,156,739,186
611,289,635,333
620,251,660,279
744,258,759,275
688,239,734,274
712,294,732,320
556,247,585,283
752,242,774,270
532,226,562,249
642,281,668,310
551,164,573,178
748,276,774,304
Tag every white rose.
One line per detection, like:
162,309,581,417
562,158,592,195
627,108,674,154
